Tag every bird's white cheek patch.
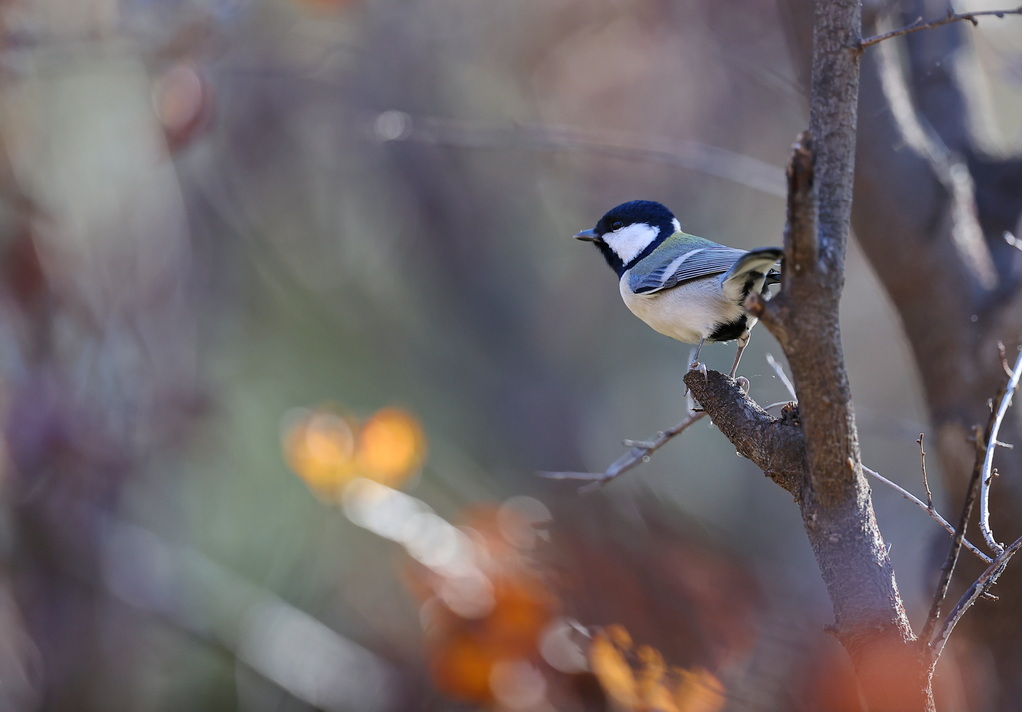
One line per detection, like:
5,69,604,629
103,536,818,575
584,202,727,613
603,223,658,265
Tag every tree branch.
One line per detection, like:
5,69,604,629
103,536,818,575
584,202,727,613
931,534,1022,659
744,2,933,706
862,465,991,565
683,370,805,496
540,410,707,488
860,6,1022,49
979,347,1022,553
919,434,934,510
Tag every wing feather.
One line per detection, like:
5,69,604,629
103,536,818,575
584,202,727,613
628,234,749,295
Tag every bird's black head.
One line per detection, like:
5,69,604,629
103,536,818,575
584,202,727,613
575,200,679,276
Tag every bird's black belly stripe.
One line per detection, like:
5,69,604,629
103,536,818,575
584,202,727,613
710,315,749,343
709,274,764,342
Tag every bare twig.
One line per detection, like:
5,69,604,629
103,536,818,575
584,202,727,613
765,352,797,400
1001,342,1016,377
931,535,1022,659
979,347,1022,554
918,433,933,510
861,465,991,564
540,410,708,487
860,6,1022,49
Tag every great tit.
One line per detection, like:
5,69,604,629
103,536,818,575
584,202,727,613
575,200,782,378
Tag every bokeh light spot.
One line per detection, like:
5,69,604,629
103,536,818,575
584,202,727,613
538,619,588,674
356,407,426,487
283,407,357,497
496,495,551,549
489,660,547,710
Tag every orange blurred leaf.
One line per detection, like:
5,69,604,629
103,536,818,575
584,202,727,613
283,408,358,497
401,505,559,704
356,407,426,487
590,629,640,707
607,624,633,650
431,634,501,704
671,667,726,712
483,576,556,654
635,644,667,703
590,626,726,712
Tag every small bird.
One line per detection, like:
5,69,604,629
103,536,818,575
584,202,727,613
575,200,782,378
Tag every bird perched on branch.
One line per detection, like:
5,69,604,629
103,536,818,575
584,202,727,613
575,200,783,378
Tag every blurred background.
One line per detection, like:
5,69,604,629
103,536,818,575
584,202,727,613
0,0,1019,710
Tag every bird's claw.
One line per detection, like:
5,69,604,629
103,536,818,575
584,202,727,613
697,362,708,382
736,376,750,394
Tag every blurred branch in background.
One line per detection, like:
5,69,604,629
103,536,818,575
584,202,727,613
369,111,788,198
102,518,402,712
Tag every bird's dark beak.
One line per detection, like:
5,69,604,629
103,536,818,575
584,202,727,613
574,229,599,242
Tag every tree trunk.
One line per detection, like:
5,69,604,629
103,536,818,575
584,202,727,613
686,1,937,708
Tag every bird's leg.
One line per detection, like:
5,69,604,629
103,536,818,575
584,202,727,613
688,339,705,371
685,339,708,394
686,339,711,388
728,328,751,378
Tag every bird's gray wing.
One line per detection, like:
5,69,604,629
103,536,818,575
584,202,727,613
629,239,749,295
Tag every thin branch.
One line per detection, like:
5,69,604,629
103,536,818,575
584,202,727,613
539,410,707,487
860,6,1022,49
918,433,933,510
979,347,1022,553
862,466,991,564
765,352,797,400
920,422,987,646
931,535,1022,659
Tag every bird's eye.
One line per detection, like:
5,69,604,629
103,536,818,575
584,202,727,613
611,220,624,231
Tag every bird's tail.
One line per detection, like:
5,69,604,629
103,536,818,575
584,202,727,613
719,247,784,299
